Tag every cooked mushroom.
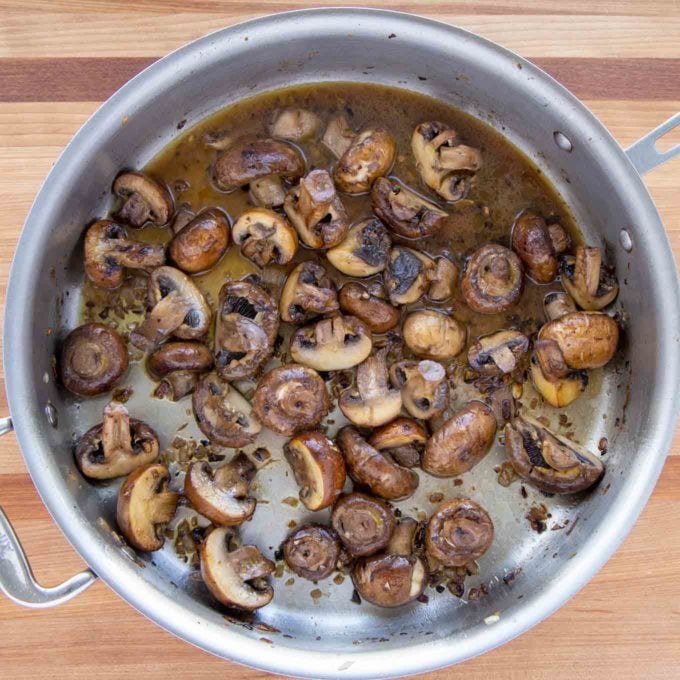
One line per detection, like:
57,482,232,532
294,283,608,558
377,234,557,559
250,175,287,208
333,127,396,194
200,527,274,610
284,431,346,511
326,218,391,277
422,401,497,477
511,211,559,284
147,341,214,400
339,349,403,427
192,372,262,447
112,171,173,228
529,351,588,408
184,454,257,526
369,418,428,469
284,169,349,249
171,205,196,234
331,492,396,557
383,246,434,305
60,323,128,396
270,108,322,142
548,222,570,254
75,402,159,480
338,282,400,333
402,310,466,360
425,498,494,567
468,330,529,376
504,415,605,494
84,220,166,289
253,364,330,436
371,177,448,239
561,245,619,310
231,208,298,267
389,360,449,420
322,114,356,158
289,315,373,371
214,281,279,380
129,266,211,351
461,244,524,314
337,427,419,501
283,524,341,581
411,122,481,202
543,291,577,321
428,257,458,301
168,208,230,273
279,261,339,324
116,463,179,552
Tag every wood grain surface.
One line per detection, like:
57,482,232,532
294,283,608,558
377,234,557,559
0,2,678,679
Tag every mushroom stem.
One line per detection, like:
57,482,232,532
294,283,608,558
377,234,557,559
131,290,192,351
534,339,569,381
298,169,335,224
101,402,134,459
152,490,182,523
387,518,418,556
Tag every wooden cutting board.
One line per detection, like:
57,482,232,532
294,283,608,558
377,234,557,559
0,2,678,678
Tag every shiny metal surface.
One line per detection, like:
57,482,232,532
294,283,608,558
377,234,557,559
2,8,680,679
626,112,680,174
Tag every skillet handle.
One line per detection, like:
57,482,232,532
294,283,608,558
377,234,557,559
626,112,680,175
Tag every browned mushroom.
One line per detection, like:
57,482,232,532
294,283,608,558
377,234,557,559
402,310,466,361
147,341,213,401
331,492,396,557
270,108,322,141
548,222,570,254
279,261,339,324
561,245,619,310
333,127,396,194
511,211,559,284
322,114,356,158
168,208,230,273
389,360,449,420
422,401,497,477
231,208,298,267
369,418,428,469
283,524,341,581
543,291,577,321
253,364,330,436
467,330,529,376
326,218,391,277
338,282,400,334
529,350,588,408
428,257,459,301
112,171,174,228
383,246,434,305
171,205,196,234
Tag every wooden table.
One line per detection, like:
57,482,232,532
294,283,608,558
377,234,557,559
0,2,678,678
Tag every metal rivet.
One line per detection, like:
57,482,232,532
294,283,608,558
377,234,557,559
619,229,633,252
45,401,58,428
553,131,573,152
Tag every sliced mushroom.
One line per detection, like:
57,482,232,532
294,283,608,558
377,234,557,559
543,291,577,321
369,418,428,469
402,310,466,360
283,524,341,581
326,218,391,277
60,323,128,396
339,349,403,427
422,401,497,477
84,220,166,289
504,415,605,494
383,246,434,305
253,364,330,436
428,257,458,301
290,315,373,371
184,454,257,526
331,492,396,557
147,341,214,401
279,261,339,324
529,352,588,408
333,127,396,194
468,330,529,376
425,498,494,567
322,114,356,159
112,171,173,228
390,360,449,420
338,282,400,333
561,245,619,310
168,208,230,273
200,527,274,610
116,463,179,552
462,244,524,314
75,402,159,480
284,431,346,511
270,108,322,142
192,372,262,447
511,211,559,284
214,281,279,380
231,208,298,267
130,266,211,351
337,427,419,501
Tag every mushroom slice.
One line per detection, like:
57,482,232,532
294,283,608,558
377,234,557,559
411,122,481,202
331,492,396,557
148,341,214,401
200,527,274,610
283,524,341,581
462,244,524,314
232,208,298,267
279,261,339,324
389,360,449,420
369,418,428,469
428,257,458,301
468,330,529,376
112,171,173,228
270,108,322,141
425,498,494,567
333,127,396,194
60,322,128,396
75,402,159,480
337,426,419,501
322,114,356,158
561,245,619,310
214,281,279,380
169,208,230,274
403,310,466,361
383,246,434,305
326,218,391,277
192,372,262,448
422,401,497,477
130,266,211,351
290,315,372,371
529,353,588,408
339,349,403,428
543,291,577,321
511,211,559,284
504,415,605,494
84,220,166,289
338,282,400,334
253,364,330,436
116,463,179,552
284,431,346,511
538,311,619,369
284,169,349,249
184,454,257,526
